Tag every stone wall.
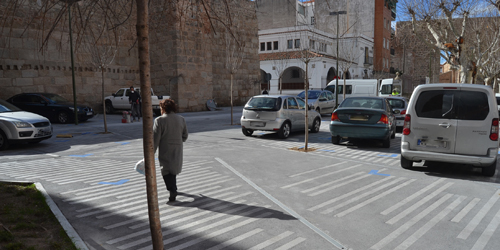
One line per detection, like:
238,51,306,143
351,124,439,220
0,0,260,113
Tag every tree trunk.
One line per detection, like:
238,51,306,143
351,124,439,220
231,73,234,125
101,68,108,133
135,1,163,249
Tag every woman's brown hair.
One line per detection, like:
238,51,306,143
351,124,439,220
160,99,177,114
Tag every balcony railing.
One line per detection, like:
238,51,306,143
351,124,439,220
364,57,373,65
391,11,396,20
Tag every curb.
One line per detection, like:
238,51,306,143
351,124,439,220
34,182,89,250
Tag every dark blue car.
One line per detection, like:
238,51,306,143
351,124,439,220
7,93,94,123
330,96,396,148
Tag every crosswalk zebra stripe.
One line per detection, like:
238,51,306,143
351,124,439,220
386,182,454,225
206,228,264,250
321,177,403,214
301,172,365,194
307,172,374,197
370,193,454,250
458,189,500,240
281,164,361,189
274,237,306,250
381,178,446,215
451,197,481,223
394,195,465,250
308,176,395,212
335,179,416,217
289,162,344,178
248,231,295,250
470,206,500,250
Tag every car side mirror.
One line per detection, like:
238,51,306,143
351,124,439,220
112,93,116,97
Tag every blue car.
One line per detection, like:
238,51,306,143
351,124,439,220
330,96,396,148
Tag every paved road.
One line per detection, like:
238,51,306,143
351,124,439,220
1,107,500,250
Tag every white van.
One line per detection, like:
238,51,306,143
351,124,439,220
325,79,378,104
400,83,499,176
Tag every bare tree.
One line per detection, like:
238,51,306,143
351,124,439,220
271,48,292,94
224,30,245,125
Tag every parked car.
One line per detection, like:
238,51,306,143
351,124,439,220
0,99,52,150
495,93,500,113
240,95,321,139
6,93,94,124
329,96,396,148
104,87,169,116
387,96,409,129
401,83,499,176
297,90,336,115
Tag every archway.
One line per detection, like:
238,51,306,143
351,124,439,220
326,67,337,84
281,66,305,90
260,69,270,91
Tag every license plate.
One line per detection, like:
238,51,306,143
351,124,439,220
36,129,51,137
86,112,93,116
250,122,265,127
349,115,368,121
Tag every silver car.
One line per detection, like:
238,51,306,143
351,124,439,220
240,95,321,138
297,90,336,115
387,96,408,129
0,99,53,150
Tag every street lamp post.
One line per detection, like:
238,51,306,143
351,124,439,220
329,11,346,108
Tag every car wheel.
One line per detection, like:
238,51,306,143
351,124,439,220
105,101,114,114
401,155,413,169
311,118,320,133
391,128,396,139
242,128,254,136
482,159,497,177
382,137,390,148
58,112,70,124
331,135,340,145
278,122,291,139
0,130,9,150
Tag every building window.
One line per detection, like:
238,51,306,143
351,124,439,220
298,5,305,16
273,41,278,50
310,40,315,49
292,69,300,78
267,42,272,51
260,42,265,51
311,16,315,24
383,38,386,49
287,40,293,49
384,18,386,29
294,39,301,48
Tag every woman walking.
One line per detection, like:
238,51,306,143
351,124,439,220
153,99,188,202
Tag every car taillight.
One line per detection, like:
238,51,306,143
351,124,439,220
490,118,499,141
403,114,411,135
331,112,340,121
377,114,388,124
400,110,406,115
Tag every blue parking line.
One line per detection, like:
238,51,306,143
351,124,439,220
319,149,336,152
54,140,69,142
69,153,93,157
378,154,399,158
81,132,91,135
98,179,129,185
115,142,130,145
369,170,390,176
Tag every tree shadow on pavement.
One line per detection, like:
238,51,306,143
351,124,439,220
170,192,297,221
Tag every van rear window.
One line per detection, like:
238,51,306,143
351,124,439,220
415,90,489,120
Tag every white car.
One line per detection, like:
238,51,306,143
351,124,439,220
0,99,53,150
401,84,498,176
241,95,321,139
297,90,336,115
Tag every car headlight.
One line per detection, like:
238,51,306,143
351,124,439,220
13,121,32,128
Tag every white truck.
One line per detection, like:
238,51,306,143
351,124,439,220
325,78,403,104
104,88,169,115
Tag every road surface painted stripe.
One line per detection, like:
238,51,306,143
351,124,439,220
458,189,500,239
216,157,346,249
371,193,453,250
309,176,394,212
451,198,481,223
381,178,446,215
275,237,306,250
282,164,361,189
309,173,375,197
289,162,344,177
206,228,264,250
335,179,416,217
386,182,454,225
248,231,294,250
322,177,404,214
471,206,500,250
394,195,465,250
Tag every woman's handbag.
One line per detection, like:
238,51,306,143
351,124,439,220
134,159,145,175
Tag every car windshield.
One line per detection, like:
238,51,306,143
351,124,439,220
0,99,22,113
340,98,384,109
244,97,282,111
297,91,321,99
388,99,406,109
42,94,69,103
